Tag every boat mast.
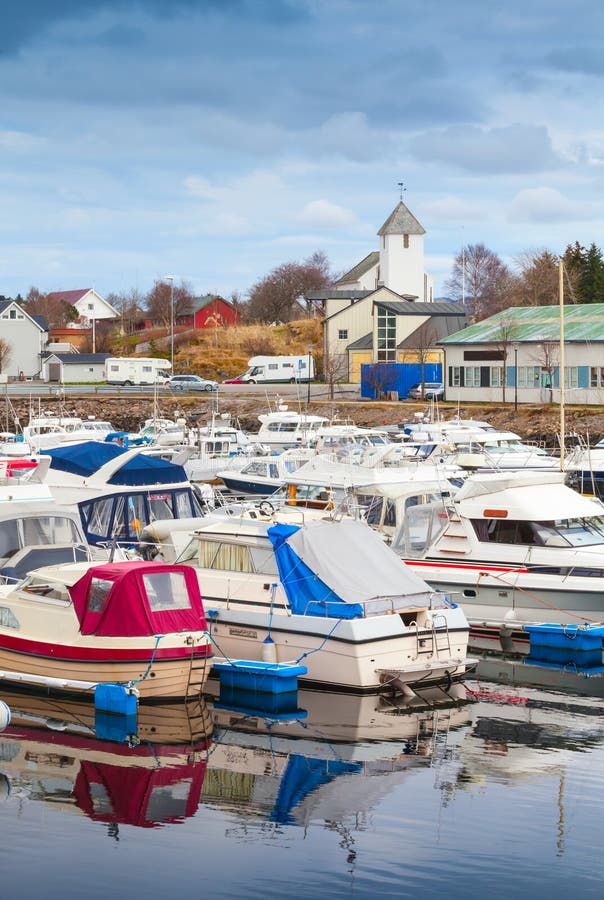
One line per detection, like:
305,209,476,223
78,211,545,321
559,259,565,472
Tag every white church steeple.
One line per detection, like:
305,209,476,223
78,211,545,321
377,200,429,300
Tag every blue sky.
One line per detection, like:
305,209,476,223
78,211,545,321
1,0,603,301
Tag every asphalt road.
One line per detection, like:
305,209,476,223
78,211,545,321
2,381,360,400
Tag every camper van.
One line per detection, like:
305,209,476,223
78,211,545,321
104,357,172,386
227,355,315,385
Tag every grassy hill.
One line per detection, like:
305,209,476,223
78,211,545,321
112,318,323,382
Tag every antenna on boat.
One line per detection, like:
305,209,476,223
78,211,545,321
559,259,565,472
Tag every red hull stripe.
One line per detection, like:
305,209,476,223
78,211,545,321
0,634,212,662
411,560,528,574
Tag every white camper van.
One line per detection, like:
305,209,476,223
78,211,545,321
104,357,172,386
235,355,315,384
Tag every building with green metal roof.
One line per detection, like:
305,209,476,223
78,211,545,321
439,304,604,405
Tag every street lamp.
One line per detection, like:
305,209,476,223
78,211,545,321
306,345,313,405
164,275,174,372
513,343,519,412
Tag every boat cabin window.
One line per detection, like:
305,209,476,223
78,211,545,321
197,539,254,573
0,606,19,629
361,495,397,529
0,516,81,561
243,461,269,476
80,489,203,544
0,521,19,559
471,516,604,547
88,577,114,612
143,571,191,610
191,538,277,574
22,515,81,546
249,546,279,575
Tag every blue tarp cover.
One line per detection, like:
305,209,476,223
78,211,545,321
47,441,125,476
108,454,187,486
267,523,363,618
47,441,187,485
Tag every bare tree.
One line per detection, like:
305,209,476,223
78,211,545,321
399,320,440,396
246,251,333,323
24,287,76,327
322,344,349,400
530,339,558,403
509,250,572,307
492,318,519,403
0,338,11,373
445,244,511,321
106,288,145,334
145,279,194,328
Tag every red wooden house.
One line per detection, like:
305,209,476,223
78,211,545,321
144,294,240,330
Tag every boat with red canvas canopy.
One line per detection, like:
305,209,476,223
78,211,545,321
0,560,212,699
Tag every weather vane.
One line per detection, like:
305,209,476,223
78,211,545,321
397,181,406,201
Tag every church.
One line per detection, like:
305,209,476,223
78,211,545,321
307,200,467,383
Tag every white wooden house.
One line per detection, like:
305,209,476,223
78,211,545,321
0,300,49,379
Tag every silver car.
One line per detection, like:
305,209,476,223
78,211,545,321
406,382,444,400
167,374,218,392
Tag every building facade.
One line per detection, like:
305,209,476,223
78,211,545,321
440,304,604,405
0,300,48,378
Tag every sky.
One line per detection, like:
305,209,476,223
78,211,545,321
1,0,603,302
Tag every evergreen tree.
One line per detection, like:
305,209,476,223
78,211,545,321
581,244,604,303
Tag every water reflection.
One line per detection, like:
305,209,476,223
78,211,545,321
0,693,213,832
201,677,471,827
1,656,604,844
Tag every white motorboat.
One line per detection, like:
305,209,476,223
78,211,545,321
0,455,91,581
390,469,604,650
564,438,604,500
43,440,208,546
442,429,558,471
142,513,471,694
23,415,115,450
217,448,316,495
254,404,328,452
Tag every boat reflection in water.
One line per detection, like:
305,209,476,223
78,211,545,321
201,677,471,826
4,657,602,840
0,693,213,831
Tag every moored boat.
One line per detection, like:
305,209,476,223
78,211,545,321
0,560,213,699
142,514,471,694
391,470,604,651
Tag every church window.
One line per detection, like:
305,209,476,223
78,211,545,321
403,234,410,249
338,329,348,340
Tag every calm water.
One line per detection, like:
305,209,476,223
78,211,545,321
2,657,604,900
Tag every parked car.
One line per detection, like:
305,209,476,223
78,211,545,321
406,382,445,401
222,376,245,384
167,375,218,392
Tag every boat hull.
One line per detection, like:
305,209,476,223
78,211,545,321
0,643,212,700
205,603,469,693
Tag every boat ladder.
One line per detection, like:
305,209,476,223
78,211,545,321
413,614,451,659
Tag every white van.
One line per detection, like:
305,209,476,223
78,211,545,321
104,357,172,386
233,355,315,384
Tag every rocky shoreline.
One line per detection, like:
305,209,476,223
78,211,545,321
3,393,604,448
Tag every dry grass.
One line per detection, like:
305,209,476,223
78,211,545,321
171,318,323,380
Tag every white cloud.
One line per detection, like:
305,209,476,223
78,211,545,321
508,187,594,223
297,199,357,228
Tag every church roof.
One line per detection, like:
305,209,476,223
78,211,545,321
377,202,425,236
336,251,379,285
